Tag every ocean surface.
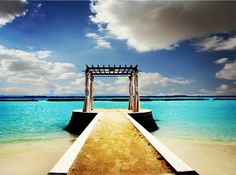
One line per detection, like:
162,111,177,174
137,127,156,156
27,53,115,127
0,97,236,144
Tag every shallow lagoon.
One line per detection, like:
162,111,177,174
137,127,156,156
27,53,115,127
0,99,235,143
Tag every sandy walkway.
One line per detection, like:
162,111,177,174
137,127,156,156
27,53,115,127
68,112,175,175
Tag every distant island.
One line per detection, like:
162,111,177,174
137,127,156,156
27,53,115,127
0,95,236,101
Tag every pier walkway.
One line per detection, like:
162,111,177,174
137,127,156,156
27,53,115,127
49,109,197,175
68,111,175,175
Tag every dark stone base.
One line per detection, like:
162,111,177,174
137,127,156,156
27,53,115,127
64,110,158,134
128,111,158,132
64,111,97,135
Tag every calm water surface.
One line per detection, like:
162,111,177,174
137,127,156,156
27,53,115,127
0,100,235,143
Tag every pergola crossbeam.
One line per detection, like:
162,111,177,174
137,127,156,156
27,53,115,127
84,65,137,77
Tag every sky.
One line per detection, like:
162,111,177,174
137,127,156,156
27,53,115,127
0,0,236,96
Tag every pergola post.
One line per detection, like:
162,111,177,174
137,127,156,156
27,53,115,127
128,75,134,110
133,71,140,112
90,76,94,110
82,65,139,112
128,74,134,110
83,71,91,112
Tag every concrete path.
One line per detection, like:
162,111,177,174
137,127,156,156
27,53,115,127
68,112,176,175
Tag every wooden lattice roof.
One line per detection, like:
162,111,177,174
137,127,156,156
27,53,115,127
85,65,138,77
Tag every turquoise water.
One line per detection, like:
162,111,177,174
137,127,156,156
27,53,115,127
142,101,236,142
0,100,236,143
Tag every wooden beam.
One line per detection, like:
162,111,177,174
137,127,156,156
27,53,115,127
91,65,97,74
85,65,138,76
91,75,129,77
117,65,121,74
98,65,101,73
92,72,131,76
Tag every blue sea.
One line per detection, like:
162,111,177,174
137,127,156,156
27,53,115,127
0,98,236,144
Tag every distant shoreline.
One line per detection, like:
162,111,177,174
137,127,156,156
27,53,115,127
0,100,38,102
0,96,236,101
1,95,236,98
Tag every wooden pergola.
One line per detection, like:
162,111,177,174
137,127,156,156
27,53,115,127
83,65,140,112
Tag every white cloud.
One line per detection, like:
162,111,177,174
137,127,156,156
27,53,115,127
70,78,127,95
7,76,56,90
86,32,112,49
0,0,27,27
0,44,190,95
86,32,97,38
90,1,236,52
68,72,190,95
70,77,84,86
37,3,42,9
215,57,229,64
0,45,51,60
0,44,82,95
200,84,236,95
0,45,77,79
0,87,50,96
140,72,189,87
36,50,51,59
139,72,190,95
54,85,83,95
96,80,127,95
113,72,190,95
57,72,81,80
194,35,236,52
215,60,236,81
201,58,236,95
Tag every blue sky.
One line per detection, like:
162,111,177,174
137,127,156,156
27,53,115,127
0,0,236,95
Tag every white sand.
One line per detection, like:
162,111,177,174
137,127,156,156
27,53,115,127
155,136,236,175
0,134,235,175
0,138,75,175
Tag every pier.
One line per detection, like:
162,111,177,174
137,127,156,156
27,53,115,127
48,65,198,175
48,109,198,175
69,110,174,174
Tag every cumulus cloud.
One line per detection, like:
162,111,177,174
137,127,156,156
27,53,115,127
0,45,51,60
90,1,236,52
70,77,127,95
0,45,76,78
215,59,236,81
200,84,236,95
0,0,27,27
194,35,236,52
140,72,189,86
0,87,50,96
57,72,81,80
0,44,82,95
86,32,112,49
67,72,190,95
114,72,190,95
0,44,190,95
201,58,236,95
7,76,56,89
215,57,229,64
